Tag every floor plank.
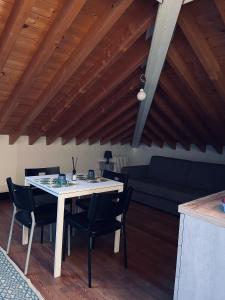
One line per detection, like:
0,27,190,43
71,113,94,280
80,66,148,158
0,199,179,300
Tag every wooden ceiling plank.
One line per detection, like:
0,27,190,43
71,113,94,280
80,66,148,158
144,128,164,148
100,119,136,145
110,127,134,145
150,107,191,150
147,121,176,149
46,39,148,145
77,107,136,145
155,93,206,152
0,0,34,72
61,75,140,145
214,0,225,25
77,96,137,146
178,8,225,103
32,1,155,141
0,0,86,129
141,135,152,146
132,0,184,147
8,0,134,144
159,73,222,149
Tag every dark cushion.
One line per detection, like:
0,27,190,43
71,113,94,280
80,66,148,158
131,190,180,215
148,156,191,185
187,161,225,191
16,203,57,228
128,178,207,204
66,212,121,236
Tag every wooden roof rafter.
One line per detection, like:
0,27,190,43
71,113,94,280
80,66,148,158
0,0,87,130
8,0,135,144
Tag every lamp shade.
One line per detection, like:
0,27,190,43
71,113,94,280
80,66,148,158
104,151,112,160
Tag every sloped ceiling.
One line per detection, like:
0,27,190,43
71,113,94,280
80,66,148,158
0,0,224,153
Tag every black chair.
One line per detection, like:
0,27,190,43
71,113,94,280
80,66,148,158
25,167,73,242
6,178,59,275
76,170,129,211
63,187,133,288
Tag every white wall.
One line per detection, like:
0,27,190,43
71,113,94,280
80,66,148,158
1,134,225,193
0,135,129,192
128,143,225,166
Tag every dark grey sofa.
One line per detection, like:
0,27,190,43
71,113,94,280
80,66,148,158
122,156,225,215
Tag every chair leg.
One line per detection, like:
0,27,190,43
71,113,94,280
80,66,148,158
88,236,92,288
68,224,71,256
122,223,128,268
6,204,16,254
40,226,44,244
24,213,35,275
49,224,53,242
91,237,95,250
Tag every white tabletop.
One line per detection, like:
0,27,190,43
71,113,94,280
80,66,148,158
25,174,124,197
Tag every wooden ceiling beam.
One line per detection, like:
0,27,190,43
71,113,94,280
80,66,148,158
146,121,176,149
159,72,224,153
31,0,155,141
142,134,152,146
45,38,148,145
178,8,225,103
0,0,86,130
155,93,206,152
144,128,164,148
100,113,136,145
132,0,184,147
111,127,134,145
150,107,191,150
29,71,140,145
0,0,34,72
61,74,140,145
83,96,137,146
214,0,225,25
77,107,136,145
8,0,134,144
101,121,135,145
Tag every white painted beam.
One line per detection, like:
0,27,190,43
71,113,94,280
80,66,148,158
156,0,195,3
132,0,184,147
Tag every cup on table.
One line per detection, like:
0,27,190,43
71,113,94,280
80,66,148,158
58,174,67,186
88,169,95,179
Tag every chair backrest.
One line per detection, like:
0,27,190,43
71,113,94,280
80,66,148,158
102,170,128,188
87,187,133,228
6,177,15,204
25,166,60,176
6,178,35,212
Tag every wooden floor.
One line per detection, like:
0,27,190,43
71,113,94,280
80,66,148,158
0,199,179,300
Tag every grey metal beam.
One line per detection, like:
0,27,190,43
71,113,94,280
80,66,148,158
132,0,185,147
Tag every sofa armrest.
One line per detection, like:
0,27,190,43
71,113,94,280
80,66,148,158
121,165,149,179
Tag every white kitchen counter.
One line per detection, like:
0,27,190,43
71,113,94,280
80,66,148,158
174,190,225,300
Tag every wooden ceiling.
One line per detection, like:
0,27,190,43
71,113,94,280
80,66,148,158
0,0,224,153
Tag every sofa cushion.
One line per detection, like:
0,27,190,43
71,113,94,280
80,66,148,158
148,156,191,185
187,161,225,192
128,178,208,204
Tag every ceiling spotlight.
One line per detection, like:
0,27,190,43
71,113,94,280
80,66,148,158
137,88,146,101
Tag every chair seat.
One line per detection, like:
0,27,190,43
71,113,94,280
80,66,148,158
66,212,121,236
76,197,91,210
16,203,69,228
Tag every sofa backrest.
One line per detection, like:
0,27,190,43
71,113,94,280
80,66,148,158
148,156,191,185
187,161,225,192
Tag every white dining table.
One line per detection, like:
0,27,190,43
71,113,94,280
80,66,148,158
24,174,124,277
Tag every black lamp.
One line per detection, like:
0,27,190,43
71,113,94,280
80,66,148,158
104,151,112,164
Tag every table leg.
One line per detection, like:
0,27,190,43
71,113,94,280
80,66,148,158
54,195,65,278
114,214,122,253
